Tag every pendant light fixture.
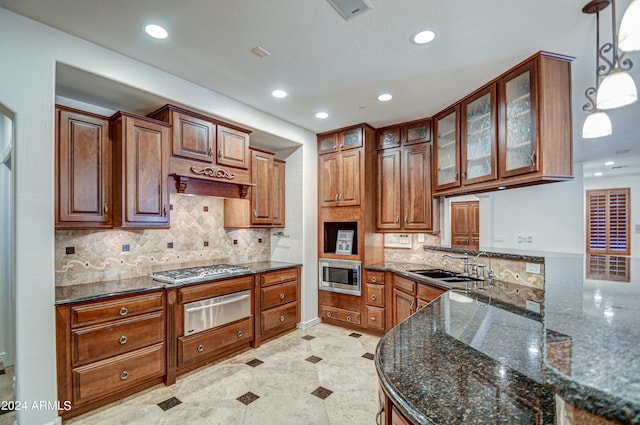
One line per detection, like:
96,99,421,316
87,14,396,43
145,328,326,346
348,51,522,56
590,0,637,110
619,0,640,52
582,0,613,138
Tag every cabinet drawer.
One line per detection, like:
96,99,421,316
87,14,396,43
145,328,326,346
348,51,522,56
72,342,165,405
178,317,253,366
365,270,385,284
71,292,164,328
394,276,416,295
366,306,385,331
417,283,445,303
261,281,297,310
73,311,164,366
320,305,361,325
365,283,385,307
261,302,297,333
391,406,412,425
262,268,298,287
178,275,253,304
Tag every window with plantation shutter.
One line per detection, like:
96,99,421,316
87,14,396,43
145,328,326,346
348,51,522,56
586,188,630,255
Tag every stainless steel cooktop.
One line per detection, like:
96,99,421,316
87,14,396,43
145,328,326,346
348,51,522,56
152,264,251,284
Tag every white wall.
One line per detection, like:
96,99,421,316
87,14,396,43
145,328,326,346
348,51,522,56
0,8,317,424
584,173,640,258
441,164,585,254
0,108,14,368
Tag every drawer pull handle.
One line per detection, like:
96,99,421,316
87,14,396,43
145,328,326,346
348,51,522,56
279,293,285,300
120,371,129,380
280,275,284,282
279,315,285,322
119,335,128,345
371,277,377,283
346,316,352,322
237,330,243,337
371,316,376,321
119,307,128,316
326,312,332,318
371,294,377,301
197,344,204,352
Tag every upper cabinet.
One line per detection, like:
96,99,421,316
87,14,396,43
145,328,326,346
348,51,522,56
272,159,286,227
55,106,112,229
217,125,250,170
150,105,215,162
250,148,274,225
377,118,431,150
433,51,573,196
111,112,171,228
318,127,363,155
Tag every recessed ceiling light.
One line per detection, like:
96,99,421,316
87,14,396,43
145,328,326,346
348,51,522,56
271,89,287,98
594,172,603,176
316,112,329,119
411,29,436,45
144,24,168,39
604,161,615,166
377,93,392,102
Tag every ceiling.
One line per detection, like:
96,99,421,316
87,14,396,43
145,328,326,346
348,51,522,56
1,0,639,177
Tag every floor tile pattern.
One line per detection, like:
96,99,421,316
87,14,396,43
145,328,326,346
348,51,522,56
362,352,375,360
66,323,380,425
305,355,323,364
349,332,362,338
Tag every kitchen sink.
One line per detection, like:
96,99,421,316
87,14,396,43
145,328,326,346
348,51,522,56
410,269,480,282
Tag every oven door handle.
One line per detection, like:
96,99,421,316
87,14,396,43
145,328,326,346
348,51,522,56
184,294,250,313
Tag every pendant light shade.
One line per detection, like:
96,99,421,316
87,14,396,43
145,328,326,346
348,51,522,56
596,69,638,109
619,0,640,52
582,111,612,138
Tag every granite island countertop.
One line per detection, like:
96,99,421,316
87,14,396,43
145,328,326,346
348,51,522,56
55,260,302,305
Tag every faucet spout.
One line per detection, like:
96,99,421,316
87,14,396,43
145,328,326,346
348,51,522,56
441,253,470,277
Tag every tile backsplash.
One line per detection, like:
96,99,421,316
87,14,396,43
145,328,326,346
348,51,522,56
55,194,270,286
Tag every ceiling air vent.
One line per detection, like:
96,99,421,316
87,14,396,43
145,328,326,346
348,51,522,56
327,0,373,20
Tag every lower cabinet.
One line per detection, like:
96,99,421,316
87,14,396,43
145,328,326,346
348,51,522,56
56,292,166,418
392,275,445,327
256,267,301,346
178,317,253,365
320,305,362,325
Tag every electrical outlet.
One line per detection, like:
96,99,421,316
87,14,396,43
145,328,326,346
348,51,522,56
258,238,263,243
526,263,541,274
417,234,425,243
526,300,541,314
122,244,130,252
65,246,75,255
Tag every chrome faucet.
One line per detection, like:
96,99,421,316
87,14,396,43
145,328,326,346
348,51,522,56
475,251,493,289
441,253,470,277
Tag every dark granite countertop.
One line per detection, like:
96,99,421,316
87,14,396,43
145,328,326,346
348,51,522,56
422,245,545,263
376,290,553,424
55,261,302,305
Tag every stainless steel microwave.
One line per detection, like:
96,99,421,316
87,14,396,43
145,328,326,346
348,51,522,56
319,259,361,296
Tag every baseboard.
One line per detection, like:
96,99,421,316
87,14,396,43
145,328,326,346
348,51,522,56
43,417,62,425
297,317,321,330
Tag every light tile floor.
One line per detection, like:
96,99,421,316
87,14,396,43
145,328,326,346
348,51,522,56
67,323,381,425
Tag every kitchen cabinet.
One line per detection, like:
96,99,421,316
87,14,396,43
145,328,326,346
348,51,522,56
111,112,170,227
451,201,480,249
392,275,444,327
56,292,166,418
319,149,361,207
272,159,285,227
377,118,431,150
433,51,573,196
250,148,274,225
55,105,112,229
217,125,250,169
364,270,385,331
256,267,301,346
377,144,434,231
318,126,363,154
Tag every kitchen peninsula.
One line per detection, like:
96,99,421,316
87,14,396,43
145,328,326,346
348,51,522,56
372,249,639,425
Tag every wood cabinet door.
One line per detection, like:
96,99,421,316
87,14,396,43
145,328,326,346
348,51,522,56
171,110,215,162
402,144,432,230
318,132,338,154
393,289,414,326
377,126,401,150
377,149,401,230
217,125,250,169
461,85,498,185
56,107,111,226
272,159,285,227
339,127,363,151
123,116,170,225
338,150,361,206
434,105,461,191
499,58,539,178
451,201,479,249
319,153,340,207
250,149,274,225
403,118,431,145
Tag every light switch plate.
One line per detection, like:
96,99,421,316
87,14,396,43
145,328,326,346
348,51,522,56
417,234,425,243
526,262,541,274
526,300,541,314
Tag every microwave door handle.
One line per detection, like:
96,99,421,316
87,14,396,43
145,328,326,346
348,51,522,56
185,294,250,313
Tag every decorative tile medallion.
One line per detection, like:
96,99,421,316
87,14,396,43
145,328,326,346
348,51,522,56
246,358,264,368
237,391,260,405
157,397,182,411
305,355,322,364
311,386,333,400
349,332,362,338
362,352,375,360
301,335,316,341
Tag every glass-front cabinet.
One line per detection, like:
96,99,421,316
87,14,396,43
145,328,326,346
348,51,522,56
434,105,461,191
461,85,497,185
499,60,538,178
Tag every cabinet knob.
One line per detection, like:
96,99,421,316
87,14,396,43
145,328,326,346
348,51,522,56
346,316,352,322
119,371,129,380
197,344,204,352
103,202,108,216
279,293,285,300
118,335,128,345
340,144,344,149
371,316,376,321
333,145,337,150
404,217,408,224
326,312,332,318
371,277,377,283
395,216,399,223
371,294,377,301
253,209,258,218
531,151,537,165
279,315,285,322
119,307,128,316
280,275,284,282
334,194,339,203
237,330,243,337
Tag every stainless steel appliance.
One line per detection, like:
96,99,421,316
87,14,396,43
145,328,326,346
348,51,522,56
151,264,251,285
319,259,361,296
183,290,251,335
